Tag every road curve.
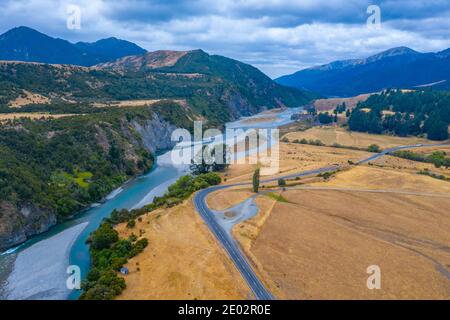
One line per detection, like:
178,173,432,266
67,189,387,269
193,142,450,300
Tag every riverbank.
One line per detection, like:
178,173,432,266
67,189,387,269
1,222,88,300
0,154,187,300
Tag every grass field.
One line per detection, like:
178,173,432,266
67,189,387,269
313,94,372,112
313,165,450,193
120,126,449,300
250,188,450,299
221,142,370,184
115,197,251,300
284,127,435,149
0,113,80,122
227,164,450,299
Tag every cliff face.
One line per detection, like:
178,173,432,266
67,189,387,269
0,111,177,252
0,201,57,251
130,114,177,153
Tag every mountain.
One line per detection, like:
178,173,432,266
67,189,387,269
0,49,314,123
276,46,450,97
0,48,314,250
0,26,146,66
74,37,146,63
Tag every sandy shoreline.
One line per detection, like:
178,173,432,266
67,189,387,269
1,222,88,300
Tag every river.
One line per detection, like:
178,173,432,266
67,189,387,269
0,107,301,300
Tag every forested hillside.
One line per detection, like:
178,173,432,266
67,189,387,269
276,47,450,97
348,90,450,140
0,102,192,251
0,48,314,250
0,50,313,125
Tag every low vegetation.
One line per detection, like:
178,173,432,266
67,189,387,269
80,222,148,300
252,168,260,193
417,169,450,182
81,172,222,300
265,192,289,203
288,136,382,153
392,150,450,168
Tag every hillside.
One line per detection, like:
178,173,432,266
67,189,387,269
0,26,146,66
0,46,313,251
348,90,450,140
276,47,450,97
0,50,313,125
0,102,192,251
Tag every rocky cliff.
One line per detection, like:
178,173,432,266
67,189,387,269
0,109,178,252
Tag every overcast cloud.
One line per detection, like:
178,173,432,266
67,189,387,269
1,0,450,77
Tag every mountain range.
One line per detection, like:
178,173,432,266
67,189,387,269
276,46,450,97
0,26,146,66
0,27,315,250
0,27,312,121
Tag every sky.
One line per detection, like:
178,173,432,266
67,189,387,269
1,0,450,78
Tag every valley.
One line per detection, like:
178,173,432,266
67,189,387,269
202,138,450,299
0,23,449,303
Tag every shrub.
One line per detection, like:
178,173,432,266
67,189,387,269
88,223,119,250
252,169,260,193
278,178,286,187
367,144,381,153
126,219,136,229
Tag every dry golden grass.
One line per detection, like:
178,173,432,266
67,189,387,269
231,193,287,298
115,198,251,300
92,99,187,108
370,154,450,178
313,94,372,112
221,159,450,299
206,187,254,211
0,113,80,122
284,127,434,149
229,166,450,299
249,189,450,299
412,145,450,155
221,142,370,184
8,90,50,108
313,165,450,193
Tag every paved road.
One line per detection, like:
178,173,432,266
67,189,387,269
193,142,450,300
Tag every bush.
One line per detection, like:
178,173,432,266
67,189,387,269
278,178,286,187
126,219,136,229
252,169,260,193
81,223,149,300
82,173,220,300
88,223,119,250
367,144,381,153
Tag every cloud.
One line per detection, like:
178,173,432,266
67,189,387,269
1,0,449,77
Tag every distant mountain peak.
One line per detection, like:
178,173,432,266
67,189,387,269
0,26,146,66
276,46,450,97
365,46,419,62
437,48,450,58
95,49,193,72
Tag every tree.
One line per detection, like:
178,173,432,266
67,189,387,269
367,144,381,153
425,115,449,141
190,144,230,175
318,112,334,124
252,168,260,193
278,178,286,187
126,219,136,229
89,223,119,250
